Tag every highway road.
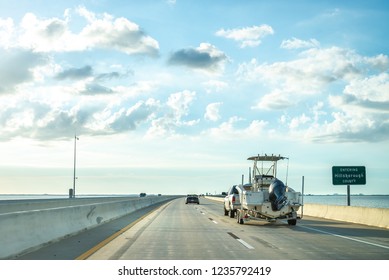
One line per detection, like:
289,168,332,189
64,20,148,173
84,197,389,260
15,197,388,260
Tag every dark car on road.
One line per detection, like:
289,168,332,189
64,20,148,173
185,195,200,204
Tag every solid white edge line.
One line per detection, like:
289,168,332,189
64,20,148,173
298,224,389,250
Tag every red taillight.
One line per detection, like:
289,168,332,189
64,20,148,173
232,196,235,203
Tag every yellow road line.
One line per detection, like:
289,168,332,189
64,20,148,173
75,201,172,260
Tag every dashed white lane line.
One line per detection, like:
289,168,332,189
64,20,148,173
198,208,254,249
236,238,255,249
198,208,254,247
227,232,255,249
197,206,218,223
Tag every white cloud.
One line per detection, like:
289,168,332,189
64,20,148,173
168,43,228,73
206,116,243,138
363,54,389,72
1,7,159,56
0,48,48,93
167,90,196,118
0,17,15,48
238,47,389,142
280,37,320,49
289,114,311,129
107,99,159,132
205,116,268,140
0,81,162,140
204,102,222,121
303,110,389,143
239,47,389,108
18,12,72,52
311,101,327,122
146,90,199,139
240,47,360,90
1,6,387,145
252,89,294,110
344,73,389,104
294,75,389,143
216,24,274,48
203,80,228,93
78,7,159,56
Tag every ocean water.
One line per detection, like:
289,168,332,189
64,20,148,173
0,194,138,202
303,195,389,209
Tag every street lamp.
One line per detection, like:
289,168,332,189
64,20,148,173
73,134,79,198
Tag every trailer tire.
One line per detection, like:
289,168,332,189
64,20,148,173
288,219,297,225
229,208,235,218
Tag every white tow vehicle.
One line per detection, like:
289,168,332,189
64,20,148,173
223,185,240,218
235,154,303,225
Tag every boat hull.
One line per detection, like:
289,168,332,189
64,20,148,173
240,190,302,219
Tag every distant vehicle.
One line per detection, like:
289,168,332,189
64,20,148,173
185,195,200,204
224,185,241,218
233,154,303,225
139,193,146,197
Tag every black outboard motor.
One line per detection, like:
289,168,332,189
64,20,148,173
269,179,287,211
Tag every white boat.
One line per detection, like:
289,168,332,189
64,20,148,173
235,154,303,225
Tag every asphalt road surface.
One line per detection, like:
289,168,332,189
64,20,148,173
15,197,388,260
83,197,389,260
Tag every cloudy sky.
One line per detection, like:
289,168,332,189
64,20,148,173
0,0,388,196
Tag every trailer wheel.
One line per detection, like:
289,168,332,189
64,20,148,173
287,219,297,225
229,208,235,218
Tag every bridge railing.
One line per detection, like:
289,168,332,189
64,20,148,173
0,196,175,259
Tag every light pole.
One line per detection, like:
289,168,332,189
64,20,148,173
73,134,79,198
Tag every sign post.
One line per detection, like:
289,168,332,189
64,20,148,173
332,166,366,206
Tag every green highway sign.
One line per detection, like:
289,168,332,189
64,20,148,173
332,166,366,185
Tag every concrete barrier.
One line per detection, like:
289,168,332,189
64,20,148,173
0,196,175,259
205,196,224,203
205,197,389,229
302,203,389,229
0,196,142,214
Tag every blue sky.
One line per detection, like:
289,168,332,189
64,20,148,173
0,0,388,195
